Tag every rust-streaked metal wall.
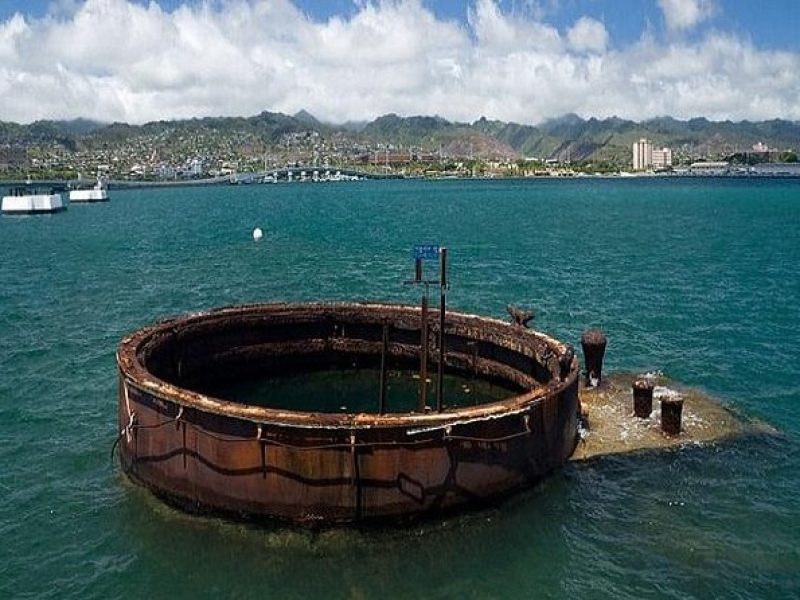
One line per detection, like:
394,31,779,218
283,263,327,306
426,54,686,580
117,303,579,525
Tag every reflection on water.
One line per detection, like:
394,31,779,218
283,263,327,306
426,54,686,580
201,368,517,413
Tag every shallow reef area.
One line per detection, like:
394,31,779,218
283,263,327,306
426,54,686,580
573,372,773,461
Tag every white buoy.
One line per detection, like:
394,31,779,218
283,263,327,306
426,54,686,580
252,227,263,241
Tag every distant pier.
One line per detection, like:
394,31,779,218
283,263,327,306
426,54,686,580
1,166,402,193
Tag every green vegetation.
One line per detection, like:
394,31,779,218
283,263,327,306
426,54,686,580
1,112,798,181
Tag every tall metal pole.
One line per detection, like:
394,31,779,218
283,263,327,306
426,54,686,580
437,248,447,412
415,257,429,412
419,293,429,412
379,322,389,415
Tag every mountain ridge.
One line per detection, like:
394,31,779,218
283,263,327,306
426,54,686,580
2,112,799,165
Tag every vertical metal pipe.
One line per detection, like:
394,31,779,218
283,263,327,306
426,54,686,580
419,295,429,411
661,396,684,435
632,379,655,418
379,322,388,415
437,248,447,412
580,329,607,387
440,247,448,288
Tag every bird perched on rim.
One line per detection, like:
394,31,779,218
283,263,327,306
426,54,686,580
506,304,535,328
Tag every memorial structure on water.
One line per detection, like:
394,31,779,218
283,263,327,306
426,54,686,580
116,248,746,525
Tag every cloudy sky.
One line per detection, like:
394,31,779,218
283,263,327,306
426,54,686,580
1,0,799,125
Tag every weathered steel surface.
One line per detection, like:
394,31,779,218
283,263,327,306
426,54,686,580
580,329,607,386
661,396,684,436
117,302,579,525
632,379,655,418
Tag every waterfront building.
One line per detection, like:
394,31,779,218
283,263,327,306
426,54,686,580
689,161,729,175
633,138,672,171
156,164,175,179
651,147,673,170
632,138,653,170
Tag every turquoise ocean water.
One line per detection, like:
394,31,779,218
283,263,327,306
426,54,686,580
1,178,798,598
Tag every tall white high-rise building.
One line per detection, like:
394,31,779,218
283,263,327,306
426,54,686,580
632,138,653,170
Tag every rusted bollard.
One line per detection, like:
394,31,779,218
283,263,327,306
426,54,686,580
580,329,607,387
632,379,654,418
661,396,684,435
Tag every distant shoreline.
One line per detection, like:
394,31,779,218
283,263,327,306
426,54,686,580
2,169,800,192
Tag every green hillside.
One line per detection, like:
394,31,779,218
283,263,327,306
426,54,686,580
1,111,798,168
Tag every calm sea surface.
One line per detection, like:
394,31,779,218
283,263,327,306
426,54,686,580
1,178,798,598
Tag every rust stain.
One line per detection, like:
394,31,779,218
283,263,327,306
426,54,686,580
117,302,580,525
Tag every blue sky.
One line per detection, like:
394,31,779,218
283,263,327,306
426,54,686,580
1,0,799,124
3,0,798,50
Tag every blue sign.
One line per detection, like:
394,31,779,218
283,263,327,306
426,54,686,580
413,244,440,260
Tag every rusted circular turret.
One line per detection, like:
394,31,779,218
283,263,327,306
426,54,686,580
117,302,579,525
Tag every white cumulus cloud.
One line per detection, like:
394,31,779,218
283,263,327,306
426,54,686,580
567,16,608,53
658,0,716,32
0,0,798,125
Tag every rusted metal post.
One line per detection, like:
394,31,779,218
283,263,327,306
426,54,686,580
468,340,478,378
661,396,684,435
419,294,429,411
580,329,607,387
379,322,389,415
437,248,447,412
632,379,654,418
